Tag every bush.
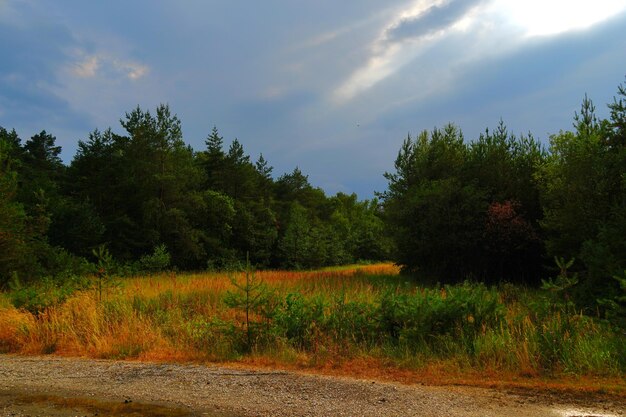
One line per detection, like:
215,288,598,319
139,244,171,272
376,282,504,354
273,293,327,350
8,274,88,314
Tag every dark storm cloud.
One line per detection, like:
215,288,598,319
385,0,486,43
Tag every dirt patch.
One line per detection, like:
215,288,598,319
0,389,212,417
0,355,623,417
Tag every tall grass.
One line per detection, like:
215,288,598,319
0,263,623,379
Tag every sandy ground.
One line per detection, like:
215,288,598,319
0,355,623,417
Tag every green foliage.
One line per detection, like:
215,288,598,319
8,274,89,314
273,293,327,349
381,78,625,305
92,245,120,302
0,135,29,286
538,86,626,312
541,257,579,321
186,317,244,358
224,257,277,350
206,274,623,375
0,130,81,286
48,198,105,256
376,282,505,353
1,102,391,279
539,129,608,259
278,202,313,269
382,123,545,283
17,130,65,211
598,270,626,329
139,244,171,272
328,193,392,263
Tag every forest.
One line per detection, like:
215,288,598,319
0,77,625,327
0,108,391,281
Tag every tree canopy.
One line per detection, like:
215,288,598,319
0,106,391,286
381,77,626,313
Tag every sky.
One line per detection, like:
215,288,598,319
1,0,625,198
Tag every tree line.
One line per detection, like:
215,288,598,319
0,106,391,286
381,77,625,313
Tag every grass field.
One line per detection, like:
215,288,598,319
0,264,624,392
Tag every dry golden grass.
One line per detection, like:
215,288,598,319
0,264,395,358
0,263,623,395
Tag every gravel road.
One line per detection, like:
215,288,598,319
0,355,623,417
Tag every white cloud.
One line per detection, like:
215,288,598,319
69,52,148,81
332,0,626,104
494,0,626,37
333,0,486,103
333,42,405,102
49,48,157,133
294,11,392,51
298,28,345,50
113,59,148,80
73,55,100,78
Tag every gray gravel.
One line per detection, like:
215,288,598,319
0,355,623,417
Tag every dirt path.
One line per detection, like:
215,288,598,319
0,355,623,417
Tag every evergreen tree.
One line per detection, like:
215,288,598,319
202,125,226,191
278,202,312,269
382,122,544,282
17,130,65,210
0,133,29,285
119,104,205,267
68,128,130,257
254,153,274,206
539,83,626,309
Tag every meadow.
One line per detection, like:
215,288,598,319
0,264,624,390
